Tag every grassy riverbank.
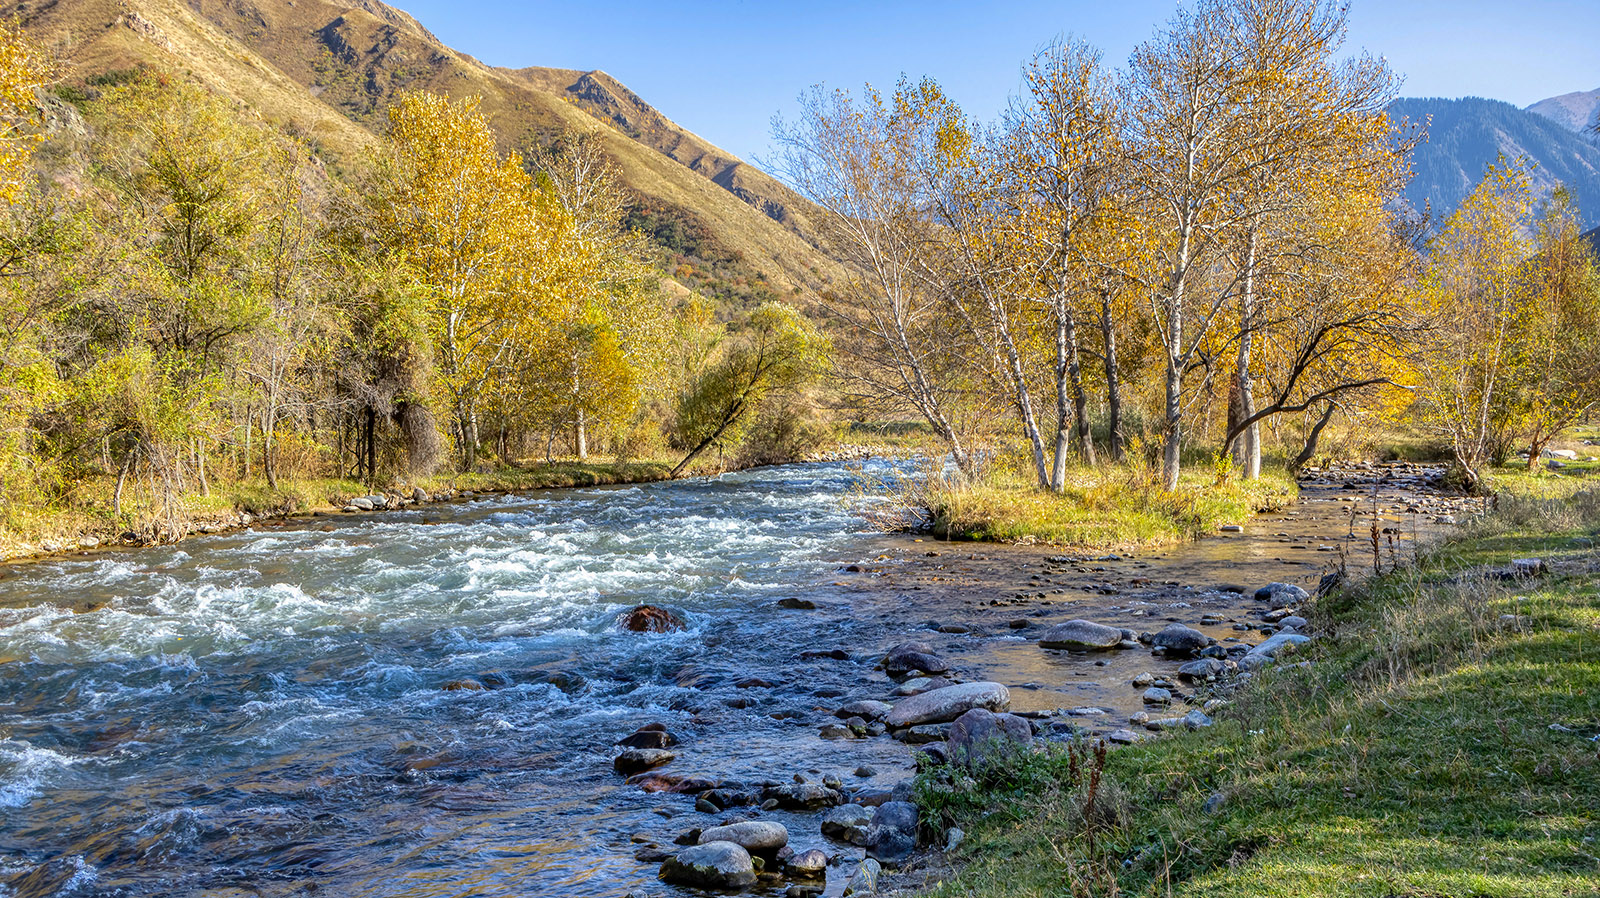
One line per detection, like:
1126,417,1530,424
913,462,1297,549
0,459,675,561
920,467,1600,897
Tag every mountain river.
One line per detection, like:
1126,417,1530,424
0,459,1468,897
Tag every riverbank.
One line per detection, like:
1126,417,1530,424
0,441,913,564
0,460,678,563
912,468,1600,897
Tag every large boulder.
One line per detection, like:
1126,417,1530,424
660,841,757,890
881,642,951,677
1037,619,1123,651
699,821,788,855
1151,624,1210,658
884,682,1010,728
946,708,1033,768
620,604,683,633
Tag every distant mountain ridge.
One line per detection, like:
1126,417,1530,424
5,0,839,301
1388,96,1600,229
1527,88,1600,137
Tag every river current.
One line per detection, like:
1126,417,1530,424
0,462,932,897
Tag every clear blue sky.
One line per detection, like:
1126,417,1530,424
392,0,1600,162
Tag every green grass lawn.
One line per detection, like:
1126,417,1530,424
921,481,1600,897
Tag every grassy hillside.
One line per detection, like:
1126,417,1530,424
8,0,840,301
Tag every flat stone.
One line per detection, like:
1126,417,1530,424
1038,619,1123,651
699,821,788,854
613,748,674,775
836,700,892,721
884,682,1010,728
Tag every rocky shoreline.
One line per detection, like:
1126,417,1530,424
606,461,1484,897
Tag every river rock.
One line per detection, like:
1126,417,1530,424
349,496,374,511
1177,659,1225,682
1277,615,1308,630
787,848,829,877
946,708,1033,768
881,642,950,678
1247,631,1312,660
1141,687,1172,705
899,723,951,744
866,801,919,865
821,804,874,845
1037,619,1123,651
1151,624,1210,658
777,597,817,610
1254,582,1310,608
843,858,881,896
613,748,674,775
892,676,950,696
835,700,892,721
617,726,677,750
762,782,843,810
620,605,683,633
660,841,757,890
884,682,1010,728
699,821,788,854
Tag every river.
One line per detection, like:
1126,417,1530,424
0,460,1463,897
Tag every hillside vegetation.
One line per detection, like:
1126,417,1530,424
4,0,840,301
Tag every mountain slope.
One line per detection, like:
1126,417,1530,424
7,0,836,298
1389,96,1600,228
1527,87,1600,136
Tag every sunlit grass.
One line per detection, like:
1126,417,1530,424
914,462,1296,550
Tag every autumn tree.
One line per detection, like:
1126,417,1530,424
370,91,557,471
1416,161,1534,490
670,302,826,477
1508,188,1600,466
773,84,982,473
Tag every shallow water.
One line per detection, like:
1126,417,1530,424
0,460,1460,897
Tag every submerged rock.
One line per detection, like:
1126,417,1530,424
884,682,1010,728
614,748,674,775
881,642,950,678
1151,624,1210,658
1037,619,1123,651
660,841,757,890
620,604,683,633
